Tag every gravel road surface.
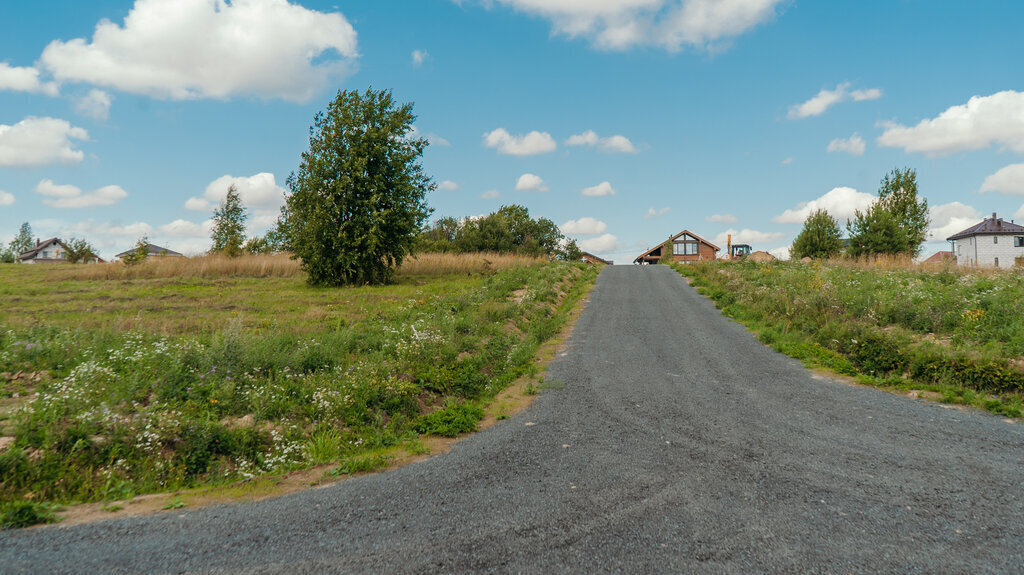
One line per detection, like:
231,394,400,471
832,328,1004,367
2,265,1022,573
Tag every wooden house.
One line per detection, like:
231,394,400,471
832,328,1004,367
581,252,613,265
633,230,720,264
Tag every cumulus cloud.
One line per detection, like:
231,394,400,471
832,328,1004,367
928,201,981,242
788,82,882,119
781,157,794,165
481,190,501,199
478,0,784,52
645,207,671,219
159,219,208,237
561,217,608,235
979,163,1024,195
712,228,784,247
411,50,429,66
827,133,866,156
706,213,737,223
878,91,1024,156
768,246,790,260
566,130,637,153
578,233,617,253
75,89,112,121
0,117,89,167
38,0,358,102
772,187,876,224
185,173,286,230
581,181,616,197
483,128,557,156
409,125,450,147
35,179,128,208
0,191,14,206
0,63,59,96
515,173,549,192
438,180,460,192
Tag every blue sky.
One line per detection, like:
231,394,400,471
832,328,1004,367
2,0,1024,261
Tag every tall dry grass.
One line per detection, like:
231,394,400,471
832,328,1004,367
50,251,544,281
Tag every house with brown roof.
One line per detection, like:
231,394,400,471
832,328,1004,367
17,238,104,264
946,212,1024,268
633,230,720,264
581,252,613,265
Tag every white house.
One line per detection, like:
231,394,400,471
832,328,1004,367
946,213,1024,268
17,238,67,264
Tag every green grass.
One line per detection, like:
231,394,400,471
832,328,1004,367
0,259,599,525
673,260,1024,418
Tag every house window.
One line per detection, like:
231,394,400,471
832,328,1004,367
995,257,1000,267
1015,236,1024,247
41,251,48,258
673,242,698,256
994,236,998,244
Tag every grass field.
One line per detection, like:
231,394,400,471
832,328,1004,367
0,254,597,527
674,259,1024,418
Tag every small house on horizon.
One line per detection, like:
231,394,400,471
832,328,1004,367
946,212,1024,268
114,243,184,260
633,230,719,265
18,238,104,264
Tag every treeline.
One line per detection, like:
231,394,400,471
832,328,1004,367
416,204,581,260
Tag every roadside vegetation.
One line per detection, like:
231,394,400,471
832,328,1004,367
0,255,598,528
674,259,1024,419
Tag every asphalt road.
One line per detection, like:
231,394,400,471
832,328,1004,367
3,265,1023,574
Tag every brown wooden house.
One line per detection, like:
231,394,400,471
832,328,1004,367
633,230,720,264
581,252,613,265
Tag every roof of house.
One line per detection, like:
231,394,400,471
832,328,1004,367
946,213,1024,241
634,230,720,262
114,243,184,258
580,252,613,265
18,237,65,261
922,251,953,263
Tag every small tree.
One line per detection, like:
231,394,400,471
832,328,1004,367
847,205,908,257
64,237,98,263
9,222,33,257
791,209,844,259
122,236,150,265
658,236,674,264
243,236,271,255
877,167,929,256
211,185,247,258
283,87,433,286
0,242,14,263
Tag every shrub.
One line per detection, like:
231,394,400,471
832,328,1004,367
413,402,484,437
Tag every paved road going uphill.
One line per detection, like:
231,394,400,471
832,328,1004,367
3,265,1022,573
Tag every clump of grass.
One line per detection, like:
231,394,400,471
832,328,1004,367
412,402,485,437
1,500,59,529
161,496,186,510
332,453,392,475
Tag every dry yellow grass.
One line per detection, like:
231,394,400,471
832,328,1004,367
49,251,544,281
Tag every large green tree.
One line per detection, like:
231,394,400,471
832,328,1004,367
791,209,844,259
847,205,908,257
283,87,433,286
64,237,98,263
210,185,248,257
876,167,929,256
10,222,33,257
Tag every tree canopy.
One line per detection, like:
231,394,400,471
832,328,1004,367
876,167,929,256
282,87,433,286
791,209,844,259
10,222,33,257
417,204,580,260
210,184,247,258
64,237,98,263
847,205,908,257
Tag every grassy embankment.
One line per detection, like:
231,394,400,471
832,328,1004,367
0,253,598,527
674,259,1024,418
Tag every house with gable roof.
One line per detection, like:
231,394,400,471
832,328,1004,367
633,230,720,264
946,212,1024,268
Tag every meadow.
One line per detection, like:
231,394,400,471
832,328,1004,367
0,253,598,527
674,259,1024,419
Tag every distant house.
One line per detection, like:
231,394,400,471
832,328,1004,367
581,252,613,265
946,213,1024,268
921,251,954,265
114,243,184,260
633,230,720,264
17,238,104,264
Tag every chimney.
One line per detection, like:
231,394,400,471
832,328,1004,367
36,238,39,246
992,212,997,220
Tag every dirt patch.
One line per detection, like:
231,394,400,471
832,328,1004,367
510,288,528,304
906,389,944,401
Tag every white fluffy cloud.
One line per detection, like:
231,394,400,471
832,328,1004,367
75,89,112,121
980,164,1024,195
481,0,784,52
581,181,616,196
827,134,866,156
781,156,794,165
481,190,501,199
0,117,89,167
411,50,429,66
159,219,209,237
788,82,883,119
35,179,128,208
566,130,637,153
185,173,286,230
772,187,876,224
438,180,460,192
578,233,617,253
38,0,358,102
483,128,557,156
706,213,737,223
515,173,549,192
0,191,14,206
645,207,671,219
768,246,791,261
0,63,59,96
928,201,981,242
561,217,608,235
878,91,1024,156
712,228,783,247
